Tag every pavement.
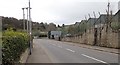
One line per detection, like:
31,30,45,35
26,39,52,63
26,39,119,64
19,48,29,63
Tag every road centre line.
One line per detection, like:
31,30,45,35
58,46,62,48
52,44,55,45
81,54,107,64
52,44,75,53
52,44,56,46
51,43,107,64
66,48,75,53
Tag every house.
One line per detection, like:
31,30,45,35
87,18,98,28
112,10,120,31
80,20,87,24
113,10,120,22
95,14,107,28
74,22,80,26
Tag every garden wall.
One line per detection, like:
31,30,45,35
62,27,119,49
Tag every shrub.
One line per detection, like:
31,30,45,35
111,22,120,31
2,31,29,65
39,34,47,37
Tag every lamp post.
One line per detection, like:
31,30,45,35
28,0,32,55
22,8,25,31
26,7,29,33
22,0,32,55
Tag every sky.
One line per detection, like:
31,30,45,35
0,0,119,25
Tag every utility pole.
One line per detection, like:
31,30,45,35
106,1,110,32
28,0,32,55
22,8,25,31
26,7,29,33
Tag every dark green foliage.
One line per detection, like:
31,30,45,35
111,22,120,31
67,25,76,35
33,31,47,38
39,34,47,37
2,17,23,30
2,16,57,32
2,31,29,65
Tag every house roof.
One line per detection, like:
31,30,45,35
74,22,80,26
113,10,120,22
80,20,87,24
95,14,107,25
114,10,120,16
87,18,97,26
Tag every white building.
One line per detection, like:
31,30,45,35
48,31,62,41
50,31,61,38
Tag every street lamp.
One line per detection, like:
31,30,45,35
22,8,25,31
28,0,32,55
26,7,29,33
22,0,32,55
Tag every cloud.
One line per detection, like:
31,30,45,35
0,0,119,25
34,1,118,25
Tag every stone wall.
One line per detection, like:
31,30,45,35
86,29,94,45
96,27,119,48
62,27,119,49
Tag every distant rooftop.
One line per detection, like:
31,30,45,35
95,14,107,25
87,18,98,25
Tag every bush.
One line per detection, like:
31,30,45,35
2,31,29,65
39,34,47,37
111,22,120,31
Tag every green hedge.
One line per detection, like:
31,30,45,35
39,34,47,37
2,31,29,65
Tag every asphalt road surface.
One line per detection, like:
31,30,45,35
27,39,119,64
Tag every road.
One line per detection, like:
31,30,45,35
27,39,118,64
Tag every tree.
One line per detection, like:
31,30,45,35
62,24,65,27
39,22,45,30
57,25,61,28
68,25,76,35
48,23,57,31
2,17,23,30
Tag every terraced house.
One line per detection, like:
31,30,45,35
62,10,120,49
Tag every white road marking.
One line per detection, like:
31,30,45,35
66,48,75,53
52,44,56,46
58,46,62,48
81,54,107,64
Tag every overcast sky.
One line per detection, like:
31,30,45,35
0,0,119,25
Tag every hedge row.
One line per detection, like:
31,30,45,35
39,34,47,37
2,31,29,65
